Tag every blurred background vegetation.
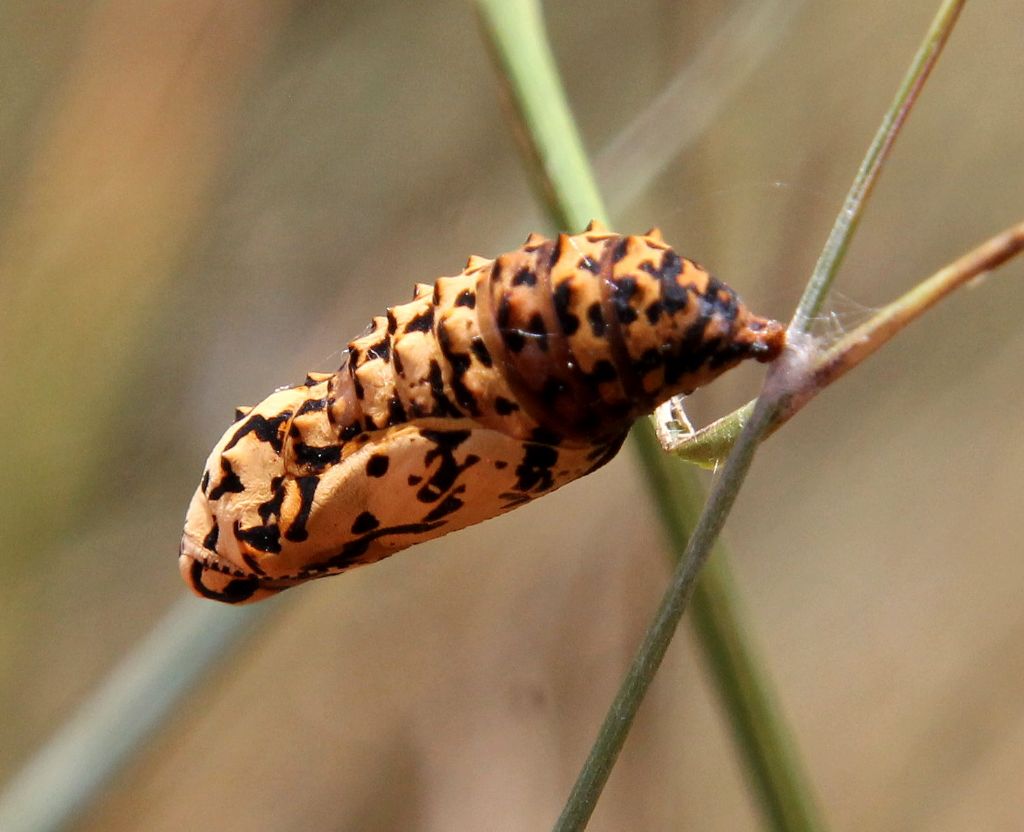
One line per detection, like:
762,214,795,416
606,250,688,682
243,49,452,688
1,1,1022,830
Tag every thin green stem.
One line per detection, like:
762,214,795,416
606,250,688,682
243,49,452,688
689,554,820,832
630,421,825,832
790,0,966,332
555,378,791,832
475,0,606,232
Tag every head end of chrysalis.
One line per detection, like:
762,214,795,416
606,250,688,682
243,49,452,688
180,553,256,604
178,540,282,605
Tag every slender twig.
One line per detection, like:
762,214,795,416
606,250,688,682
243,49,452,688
672,219,1024,465
554,356,801,832
628,420,826,831
789,0,965,332
805,219,1023,394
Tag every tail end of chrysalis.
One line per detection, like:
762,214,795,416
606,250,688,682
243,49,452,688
743,315,787,362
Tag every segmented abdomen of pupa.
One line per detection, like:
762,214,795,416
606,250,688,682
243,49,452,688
180,222,786,604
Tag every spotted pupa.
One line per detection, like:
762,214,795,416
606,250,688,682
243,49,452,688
180,222,785,603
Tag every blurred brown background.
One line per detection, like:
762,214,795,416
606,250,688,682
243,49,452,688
2,1,1022,830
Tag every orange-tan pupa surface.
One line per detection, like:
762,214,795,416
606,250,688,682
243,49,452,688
180,222,785,603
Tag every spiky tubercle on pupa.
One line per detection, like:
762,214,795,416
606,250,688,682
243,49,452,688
318,221,784,449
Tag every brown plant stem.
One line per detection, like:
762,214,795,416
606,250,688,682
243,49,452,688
672,219,1024,466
